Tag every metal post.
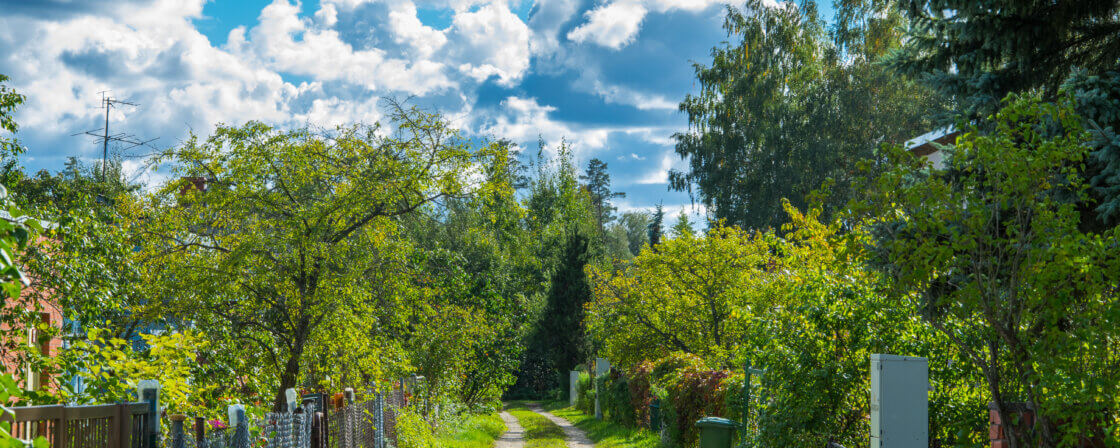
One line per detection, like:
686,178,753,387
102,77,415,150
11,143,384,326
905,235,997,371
194,417,207,448
170,415,186,448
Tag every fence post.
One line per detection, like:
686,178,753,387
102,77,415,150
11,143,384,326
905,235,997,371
374,392,384,448
115,403,131,448
138,380,161,448
194,417,207,448
569,371,579,406
228,405,250,448
170,415,186,448
286,388,299,413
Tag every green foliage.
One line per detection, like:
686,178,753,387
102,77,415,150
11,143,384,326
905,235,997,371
886,0,1120,119
135,102,474,409
433,413,507,448
861,95,1120,445
0,74,25,159
672,0,944,230
396,408,440,448
580,158,625,231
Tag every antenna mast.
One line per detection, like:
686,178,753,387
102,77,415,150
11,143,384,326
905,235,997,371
72,91,158,181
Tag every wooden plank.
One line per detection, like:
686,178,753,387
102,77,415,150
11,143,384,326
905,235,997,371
67,405,118,420
1,405,65,422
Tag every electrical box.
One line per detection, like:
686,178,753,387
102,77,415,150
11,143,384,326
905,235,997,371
870,354,928,448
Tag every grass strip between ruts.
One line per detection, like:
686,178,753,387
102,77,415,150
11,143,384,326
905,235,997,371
542,402,660,448
506,403,569,448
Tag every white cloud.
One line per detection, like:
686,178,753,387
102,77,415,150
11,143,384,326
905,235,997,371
636,151,685,184
482,96,610,158
566,2,647,49
447,2,531,86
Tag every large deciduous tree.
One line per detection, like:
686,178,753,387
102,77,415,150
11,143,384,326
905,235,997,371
671,0,944,230
137,104,472,409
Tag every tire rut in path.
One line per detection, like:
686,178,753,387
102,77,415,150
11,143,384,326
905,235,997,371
526,403,594,448
496,411,526,448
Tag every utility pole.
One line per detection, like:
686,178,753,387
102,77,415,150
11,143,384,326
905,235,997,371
72,91,158,181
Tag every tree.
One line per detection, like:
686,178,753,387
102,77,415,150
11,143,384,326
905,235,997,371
861,96,1120,446
0,74,24,159
539,230,593,374
135,103,473,409
618,211,650,256
886,0,1120,119
580,158,625,231
648,203,664,249
671,0,944,229
670,209,694,238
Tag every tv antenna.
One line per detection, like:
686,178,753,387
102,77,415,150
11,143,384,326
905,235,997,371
71,91,159,180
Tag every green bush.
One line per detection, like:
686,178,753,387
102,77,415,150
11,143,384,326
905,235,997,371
602,372,635,427
395,409,438,448
576,371,595,414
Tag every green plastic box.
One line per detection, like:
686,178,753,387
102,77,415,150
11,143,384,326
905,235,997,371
696,417,737,448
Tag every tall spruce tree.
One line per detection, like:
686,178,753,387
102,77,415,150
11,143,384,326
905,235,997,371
648,203,665,249
540,230,592,374
888,0,1120,227
886,0,1120,119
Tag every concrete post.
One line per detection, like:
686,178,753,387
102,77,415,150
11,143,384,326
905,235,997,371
569,371,580,406
138,380,161,448
594,358,610,419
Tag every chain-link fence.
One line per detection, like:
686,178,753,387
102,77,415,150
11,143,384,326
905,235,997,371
165,388,409,448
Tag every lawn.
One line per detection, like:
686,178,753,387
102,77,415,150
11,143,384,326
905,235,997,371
434,413,508,448
542,402,661,448
505,403,569,448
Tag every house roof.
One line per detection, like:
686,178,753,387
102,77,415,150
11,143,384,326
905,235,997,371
905,127,960,156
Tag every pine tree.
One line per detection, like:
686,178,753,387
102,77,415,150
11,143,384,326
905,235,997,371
580,158,625,231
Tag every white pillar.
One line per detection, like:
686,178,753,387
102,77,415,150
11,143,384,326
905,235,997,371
870,354,929,448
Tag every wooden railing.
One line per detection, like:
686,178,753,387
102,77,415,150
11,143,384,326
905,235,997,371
1,403,152,448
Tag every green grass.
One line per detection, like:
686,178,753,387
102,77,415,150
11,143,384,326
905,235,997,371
542,401,661,448
434,413,507,448
505,402,568,448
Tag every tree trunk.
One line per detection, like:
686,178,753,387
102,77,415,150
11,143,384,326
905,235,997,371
274,341,306,411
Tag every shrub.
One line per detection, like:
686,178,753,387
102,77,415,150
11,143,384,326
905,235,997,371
576,371,595,414
395,409,438,448
627,362,654,428
666,366,731,446
602,370,635,427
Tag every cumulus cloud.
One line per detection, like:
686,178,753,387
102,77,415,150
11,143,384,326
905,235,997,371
566,2,647,49
447,2,531,86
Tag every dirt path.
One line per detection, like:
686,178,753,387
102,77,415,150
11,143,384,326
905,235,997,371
527,404,594,448
495,411,526,448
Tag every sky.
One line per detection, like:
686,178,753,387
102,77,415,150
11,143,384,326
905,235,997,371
0,0,832,220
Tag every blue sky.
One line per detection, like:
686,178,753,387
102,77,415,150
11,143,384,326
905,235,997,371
0,0,833,219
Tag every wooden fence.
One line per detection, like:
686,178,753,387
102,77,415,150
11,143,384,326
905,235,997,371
1,403,154,448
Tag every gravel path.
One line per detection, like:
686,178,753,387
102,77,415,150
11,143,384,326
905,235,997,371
495,411,526,448
527,404,594,448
